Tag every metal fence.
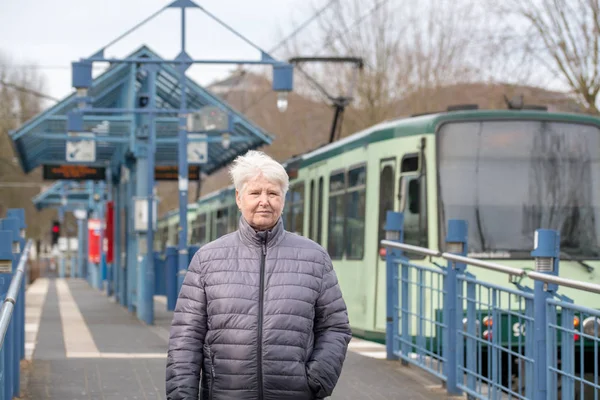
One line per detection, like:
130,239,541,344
0,209,31,400
382,211,600,400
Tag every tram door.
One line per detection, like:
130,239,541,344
374,149,428,333
397,153,427,249
374,157,397,332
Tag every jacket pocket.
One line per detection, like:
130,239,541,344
204,344,216,399
301,363,313,396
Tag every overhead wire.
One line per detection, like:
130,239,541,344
242,0,390,113
0,79,60,102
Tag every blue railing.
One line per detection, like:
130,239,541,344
383,211,600,400
0,209,30,400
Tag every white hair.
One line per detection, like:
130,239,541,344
228,150,289,196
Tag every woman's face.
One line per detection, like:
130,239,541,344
236,174,284,231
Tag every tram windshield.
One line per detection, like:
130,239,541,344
438,119,600,259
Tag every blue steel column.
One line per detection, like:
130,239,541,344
59,195,66,278
1,218,20,398
105,170,113,296
137,64,157,325
7,208,26,361
531,229,560,400
443,219,467,396
113,179,121,302
384,211,403,361
77,216,85,278
97,181,105,291
127,164,137,313
9,222,21,397
122,168,132,308
0,229,14,400
70,246,76,278
177,7,190,292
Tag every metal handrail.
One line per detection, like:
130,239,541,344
381,239,600,294
528,271,600,295
441,252,526,277
0,239,32,349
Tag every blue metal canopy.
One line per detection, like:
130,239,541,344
32,181,102,211
9,45,274,176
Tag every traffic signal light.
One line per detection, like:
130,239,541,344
51,220,60,245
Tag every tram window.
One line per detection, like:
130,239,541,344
285,182,305,235
216,208,229,238
328,172,346,259
309,180,315,240
317,177,324,245
228,205,237,233
399,174,428,248
292,183,305,235
378,163,395,257
346,165,367,259
168,226,177,247
162,227,168,250
401,154,419,173
196,213,207,245
190,219,199,244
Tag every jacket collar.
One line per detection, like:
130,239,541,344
238,215,285,249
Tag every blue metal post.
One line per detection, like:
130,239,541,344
0,229,14,400
127,164,137,313
400,251,410,365
97,181,105,291
119,171,133,311
137,64,157,325
70,253,76,278
465,276,477,392
106,170,114,297
559,298,574,397
0,218,20,398
177,7,190,293
166,246,178,311
530,229,560,400
7,208,26,361
443,219,467,395
113,181,121,302
59,206,66,279
384,211,404,360
77,217,85,279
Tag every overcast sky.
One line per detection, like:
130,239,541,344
0,0,314,103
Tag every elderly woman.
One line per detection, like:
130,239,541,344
166,150,352,400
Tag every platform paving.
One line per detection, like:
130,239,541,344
20,276,454,399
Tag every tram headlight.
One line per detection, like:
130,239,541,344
582,317,600,337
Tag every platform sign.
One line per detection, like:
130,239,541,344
43,165,106,181
66,132,96,162
187,134,208,164
154,165,200,181
133,198,157,232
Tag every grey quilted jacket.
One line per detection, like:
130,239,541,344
166,216,352,400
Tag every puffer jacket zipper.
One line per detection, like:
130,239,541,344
257,233,267,400
209,351,215,400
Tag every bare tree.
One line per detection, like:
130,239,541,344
0,53,51,239
283,0,485,139
494,0,600,114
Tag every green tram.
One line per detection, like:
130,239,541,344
155,107,600,387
